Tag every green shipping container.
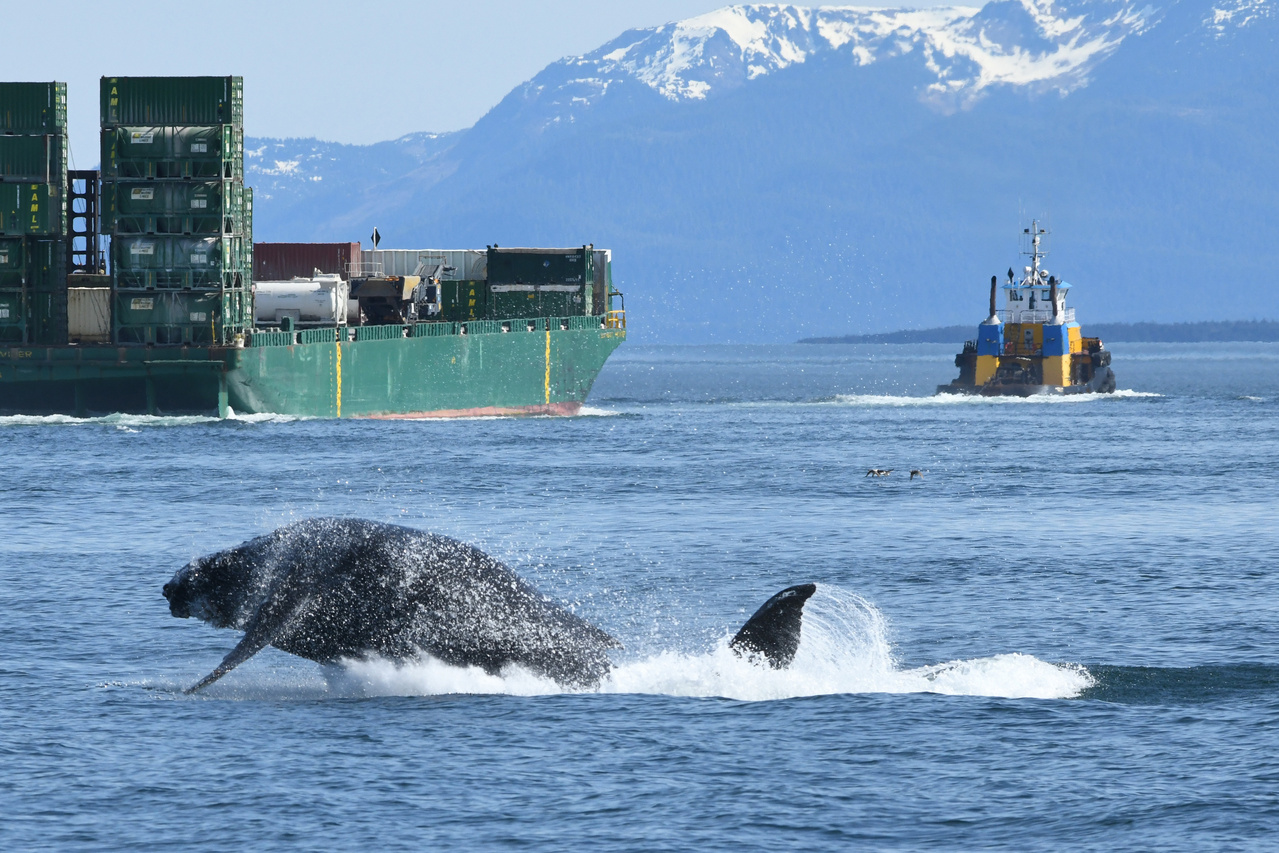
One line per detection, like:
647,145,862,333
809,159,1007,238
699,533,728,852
29,287,66,345
487,247,593,288
114,289,245,345
112,234,249,289
0,236,25,281
25,237,67,289
439,280,485,321
0,134,66,183
0,183,65,236
488,283,588,320
101,125,241,179
489,284,538,320
108,180,246,235
101,76,243,127
0,289,24,342
0,82,67,133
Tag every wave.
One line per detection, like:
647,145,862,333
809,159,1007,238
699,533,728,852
821,389,1161,407
319,586,1091,702
0,410,300,428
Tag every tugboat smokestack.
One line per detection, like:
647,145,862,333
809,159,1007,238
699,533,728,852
989,275,998,320
1049,275,1059,322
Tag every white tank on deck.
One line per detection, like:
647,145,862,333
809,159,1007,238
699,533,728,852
255,273,349,326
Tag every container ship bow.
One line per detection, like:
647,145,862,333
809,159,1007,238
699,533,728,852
938,221,1114,397
0,77,625,418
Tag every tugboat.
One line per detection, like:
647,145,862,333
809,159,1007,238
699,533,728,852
938,221,1115,396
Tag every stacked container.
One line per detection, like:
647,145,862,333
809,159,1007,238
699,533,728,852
0,82,68,344
100,76,252,344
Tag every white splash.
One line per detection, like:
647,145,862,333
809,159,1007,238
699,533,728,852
825,388,1159,406
330,585,1092,702
0,411,300,427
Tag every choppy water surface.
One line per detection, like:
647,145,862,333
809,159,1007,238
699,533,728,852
2,343,1277,851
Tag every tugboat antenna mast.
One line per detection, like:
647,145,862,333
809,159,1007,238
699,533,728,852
1023,220,1048,283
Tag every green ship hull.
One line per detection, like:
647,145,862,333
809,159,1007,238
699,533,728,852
0,315,625,418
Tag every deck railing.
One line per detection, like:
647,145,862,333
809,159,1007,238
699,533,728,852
1002,307,1076,324
248,315,618,348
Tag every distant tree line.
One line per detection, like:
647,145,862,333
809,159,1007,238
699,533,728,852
800,321,1279,345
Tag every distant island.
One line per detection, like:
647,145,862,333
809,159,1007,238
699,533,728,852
799,321,1279,345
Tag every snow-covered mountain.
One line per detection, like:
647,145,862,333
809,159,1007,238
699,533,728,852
528,1,1155,115
246,0,1279,341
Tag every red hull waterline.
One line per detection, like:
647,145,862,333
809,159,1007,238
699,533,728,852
364,401,584,420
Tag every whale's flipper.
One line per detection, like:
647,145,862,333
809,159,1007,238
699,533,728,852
184,585,306,694
729,583,817,669
184,631,274,694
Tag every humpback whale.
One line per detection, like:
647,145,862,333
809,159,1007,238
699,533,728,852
164,518,816,693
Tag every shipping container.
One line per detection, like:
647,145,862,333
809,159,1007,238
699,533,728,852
28,287,67,345
24,237,67,289
0,236,24,282
107,180,246,235
0,289,24,341
254,242,361,281
592,249,611,315
487,247,593,288
68,287,111,343
101,124,241,180
0,82,67,133
360,248,487,280
112,234,249,289
0,183,64,236
113,288,247,345
101,76,243,127
489,282,588,320
439,280,486,321
0,134,67,183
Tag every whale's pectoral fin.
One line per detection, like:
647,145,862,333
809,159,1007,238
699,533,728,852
185,587,306,694
729,583,817,669
184,630,274,694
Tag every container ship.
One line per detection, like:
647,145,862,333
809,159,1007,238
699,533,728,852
0,77,625,418
938,222,1114,396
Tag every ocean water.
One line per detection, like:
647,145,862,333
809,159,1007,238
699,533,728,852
2,342,1277,851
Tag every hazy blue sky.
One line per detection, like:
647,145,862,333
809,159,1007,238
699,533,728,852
17,1,954,164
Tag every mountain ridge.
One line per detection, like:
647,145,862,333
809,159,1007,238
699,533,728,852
243,0,1278,342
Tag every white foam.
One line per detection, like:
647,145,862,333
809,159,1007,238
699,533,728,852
327,586,1092,702
575,405,621,417
0,410,300,427
825,389,1160,407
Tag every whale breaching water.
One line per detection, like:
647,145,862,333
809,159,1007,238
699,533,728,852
163,518,817,693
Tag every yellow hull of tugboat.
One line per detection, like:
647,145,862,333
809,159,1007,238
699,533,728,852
975,354,1000,385
1042,354,1071,387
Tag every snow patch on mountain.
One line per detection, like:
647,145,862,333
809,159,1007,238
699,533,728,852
1206,0,1273,35
546,1,1156,114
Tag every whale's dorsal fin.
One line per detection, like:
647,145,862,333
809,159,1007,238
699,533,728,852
729,583,817,669
185,584,307,694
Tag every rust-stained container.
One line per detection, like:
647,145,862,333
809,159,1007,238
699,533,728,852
253,242,361,281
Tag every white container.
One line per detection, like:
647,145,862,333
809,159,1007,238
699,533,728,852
254,274,349,326
361,249,487,280
68,288,111,342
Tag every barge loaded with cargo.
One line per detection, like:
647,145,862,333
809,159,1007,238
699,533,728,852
937,222,1114,397
0,77,624,418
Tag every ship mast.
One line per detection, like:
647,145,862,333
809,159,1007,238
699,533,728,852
1023,220,1048,284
